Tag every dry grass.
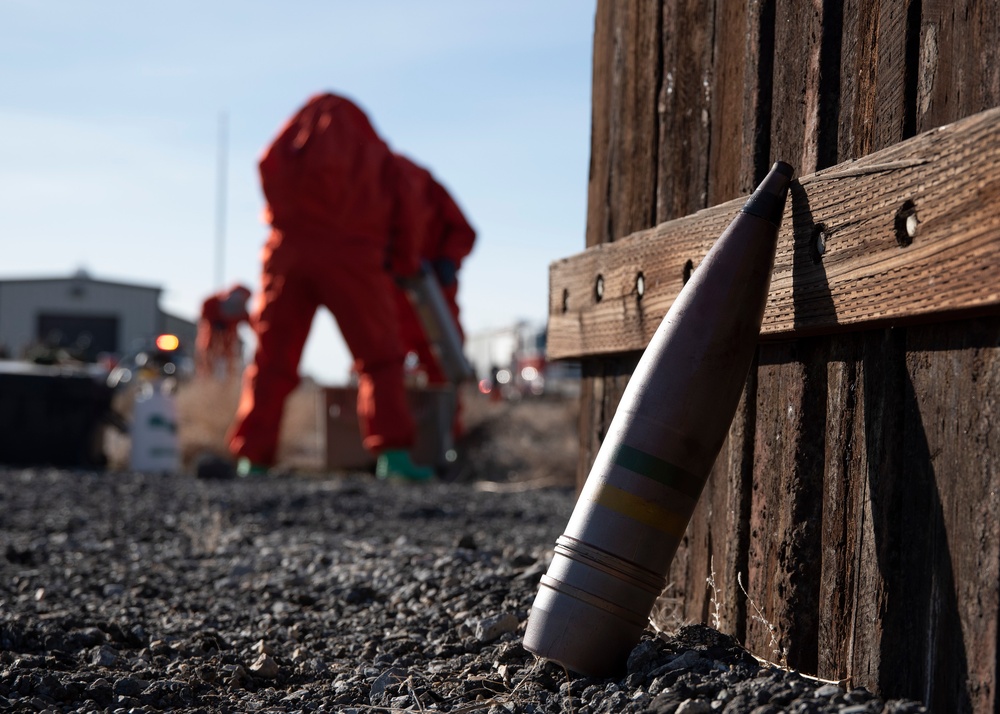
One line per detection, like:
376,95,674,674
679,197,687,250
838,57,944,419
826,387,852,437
173,374,242,466
173,373,325,471
449,387,579,487
105,373,325,472
648,590,685,636
106,373,580,486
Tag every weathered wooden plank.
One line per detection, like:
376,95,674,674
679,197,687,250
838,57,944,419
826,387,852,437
900,6,1000,708
816,335,865,683
894,318,1000,713
585,0,614,250
744,3,829,672
772,0,825,174
815,0,912,689
578,1,662,490
707,373,757,640
749,317,1000,706
916,0,1000,135
588,0,662,247
744,341,826,673
657,0,714,221
655,0,769,638
548,105,1000,360
838,0,912,157
815,329,906,691
708,0,771,203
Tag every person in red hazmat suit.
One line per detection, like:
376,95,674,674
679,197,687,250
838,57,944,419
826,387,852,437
226,93,435,481
196,284,251,379
391,154,476,436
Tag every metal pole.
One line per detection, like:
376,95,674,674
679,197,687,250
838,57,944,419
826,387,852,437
214,111,229,289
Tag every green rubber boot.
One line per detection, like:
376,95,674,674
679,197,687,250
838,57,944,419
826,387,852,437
236,457,269,477
376,449,435,482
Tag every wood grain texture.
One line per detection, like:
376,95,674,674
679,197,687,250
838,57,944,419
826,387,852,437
917,0,1000,135
549,105,1000,360
816,0,912,693
657,0,714,221
707,0,753,203
838,0,912,157
585,0,614,250
744,342,826,673
654,0,769,640
586,1,662,247
898,319,1000,712
815,337,862,683
740,0,828,680
578,0,662,490
771,0,825,174
662,391,757,634
815,329,905,690
577,0,1000,709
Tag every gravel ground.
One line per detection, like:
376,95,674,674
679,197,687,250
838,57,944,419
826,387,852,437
1,463,929,713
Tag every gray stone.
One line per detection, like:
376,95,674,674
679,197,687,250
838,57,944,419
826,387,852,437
814,683,844,698
249,653,279,679
0,466,931,714
369,667,406,701
676,698,712,714
473,612,519,643
665,649,705,671
91,645,119,668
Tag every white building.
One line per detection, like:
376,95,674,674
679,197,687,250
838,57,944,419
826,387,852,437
464,324,523,380
465,320,580,397
0,270,196,362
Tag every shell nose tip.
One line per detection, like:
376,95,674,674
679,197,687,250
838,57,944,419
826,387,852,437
772,161,794,179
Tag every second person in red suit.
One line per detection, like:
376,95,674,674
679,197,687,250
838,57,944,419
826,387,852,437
391,154,476,436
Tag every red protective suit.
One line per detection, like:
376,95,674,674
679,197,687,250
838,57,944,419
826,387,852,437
392,155,476,385
227,93,429,466
196,285,251,378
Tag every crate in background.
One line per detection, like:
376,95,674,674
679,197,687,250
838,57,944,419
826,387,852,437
323,385,455,472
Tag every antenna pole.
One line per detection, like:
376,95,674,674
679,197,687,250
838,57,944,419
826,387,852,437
214,111,229,289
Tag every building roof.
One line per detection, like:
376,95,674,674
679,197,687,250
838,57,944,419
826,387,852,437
0,271,162,294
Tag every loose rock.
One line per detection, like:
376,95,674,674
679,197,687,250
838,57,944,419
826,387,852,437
0,467,929,713
249,653,279,679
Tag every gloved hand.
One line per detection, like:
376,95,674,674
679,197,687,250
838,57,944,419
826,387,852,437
431,258,458,287
385,254,421,287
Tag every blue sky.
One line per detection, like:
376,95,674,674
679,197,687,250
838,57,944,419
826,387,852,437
1,1,596,382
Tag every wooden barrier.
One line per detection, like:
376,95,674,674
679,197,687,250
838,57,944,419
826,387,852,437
550,107,1000,358
571,2,1000,711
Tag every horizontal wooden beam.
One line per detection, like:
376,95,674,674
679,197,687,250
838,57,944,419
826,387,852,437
548,106,1000,359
